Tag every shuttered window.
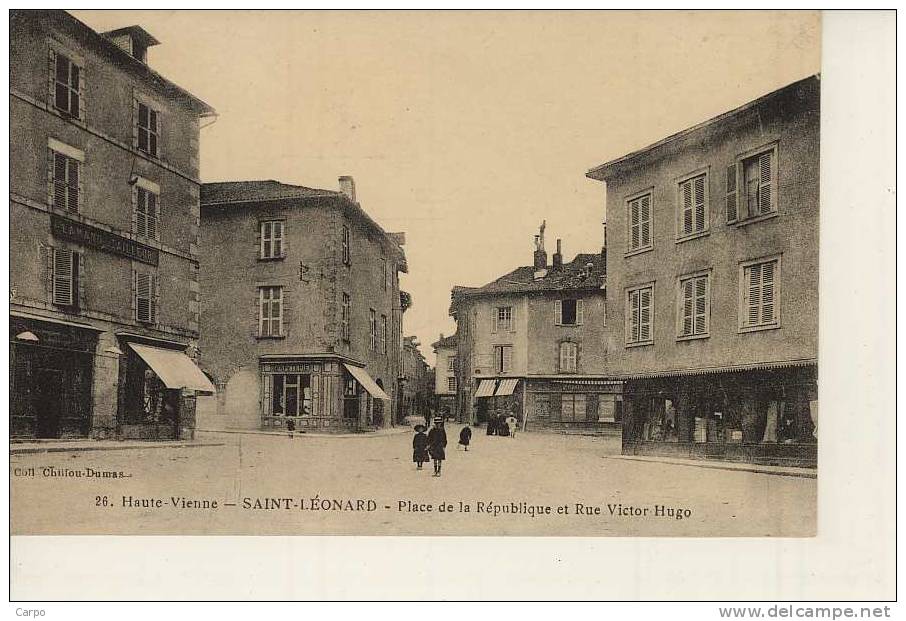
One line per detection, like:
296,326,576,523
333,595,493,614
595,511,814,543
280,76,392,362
258,286,283,336
447,377,457,392
559,342,578,373
627,285,653,345
741,259,779,330
678,173,707,236
725,164,738,222
627,193,652,252
51,50,81,118
341,293,351,341
494,306,513,332
52,248,78,307
369,309,377,351
135,272,157,323
743,150,776,218
679,274,710,337
557,299,584,325
137,102,159,157
260,221,284,259
51,150,80,212
494,345,513,374
135,186,159,240
381,314,388,355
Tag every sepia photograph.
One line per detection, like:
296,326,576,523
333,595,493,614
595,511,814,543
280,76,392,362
5,7,896,604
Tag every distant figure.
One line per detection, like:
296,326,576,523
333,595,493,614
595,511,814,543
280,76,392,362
486,411,497,436
458,425,472,451
412,424,429,470
497,411,509,437
505,414,518,439
427,417,447,477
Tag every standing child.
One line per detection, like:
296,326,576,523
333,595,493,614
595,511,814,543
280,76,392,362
427,417,447,477
458,425,472,451
412,424,429,470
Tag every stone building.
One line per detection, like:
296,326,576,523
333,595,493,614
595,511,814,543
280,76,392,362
399,336,430,423
450,228,621,432
586,75,819,466
431,333,457,418
9,10,215,440
198,177,407,432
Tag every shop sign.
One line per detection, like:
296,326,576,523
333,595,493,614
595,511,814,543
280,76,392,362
51,215,159,266
262,362,322,374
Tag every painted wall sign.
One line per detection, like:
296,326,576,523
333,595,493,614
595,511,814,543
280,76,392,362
51,215,159,266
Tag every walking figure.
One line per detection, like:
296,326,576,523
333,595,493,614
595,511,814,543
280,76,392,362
427,417,447,477
505,414,518,439
412,424,429,470
458,424,472,451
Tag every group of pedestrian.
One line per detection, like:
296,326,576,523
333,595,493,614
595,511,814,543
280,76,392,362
412,411,473,477
486,408,519,438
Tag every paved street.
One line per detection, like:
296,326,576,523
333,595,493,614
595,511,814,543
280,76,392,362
10,425,816,536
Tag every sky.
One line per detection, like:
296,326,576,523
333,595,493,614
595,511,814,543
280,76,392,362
75,10,821,361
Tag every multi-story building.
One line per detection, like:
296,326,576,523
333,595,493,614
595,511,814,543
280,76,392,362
431,332,457,418
198,177,408,433
450,228,621,431
399,336,430,423
586,75,819,466
9,10,216,440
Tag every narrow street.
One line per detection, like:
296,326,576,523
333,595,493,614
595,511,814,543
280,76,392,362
10,425,815,536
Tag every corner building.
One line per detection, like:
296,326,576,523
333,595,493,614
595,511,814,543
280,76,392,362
198,178,407,432
586,75,819,466
9,11,215,439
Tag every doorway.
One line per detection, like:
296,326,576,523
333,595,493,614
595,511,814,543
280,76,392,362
34,368,64,438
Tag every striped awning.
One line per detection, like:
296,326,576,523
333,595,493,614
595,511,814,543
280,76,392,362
620,359,817,380
474,379,497,398
495,378,519,396
552,379,622,386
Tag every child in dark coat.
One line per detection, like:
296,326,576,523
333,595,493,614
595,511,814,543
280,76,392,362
412,425,429,470
458,425,472,451
427,417,447,477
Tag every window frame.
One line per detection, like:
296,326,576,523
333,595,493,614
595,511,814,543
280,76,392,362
624,188,654,256
380,314,388,355
136,100,161,158
675,167,710,242
133,180,160,241
47,139,83,213
447,356,456,373
730,142,780,227
447,376,457,393
369,308,377,351
493,344,513,374
258,285,284,338
625,282,655,347
558,341,578,373
676,269,712,341
556,298,584,326
341,292,351,342
49,46,83,120
134,271,157,324
495,305,513,332
51,247,79,309
738,255,782,333
259,219,286,260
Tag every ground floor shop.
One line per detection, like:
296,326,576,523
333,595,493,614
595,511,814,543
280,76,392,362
469,376,623,432
255,356,392,433
621,363,818,467
10,311,213,440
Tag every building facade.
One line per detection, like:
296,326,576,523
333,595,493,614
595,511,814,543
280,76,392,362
198,178,407,433
9,10,216,440
586,75,819,466
399,336,430,423
431,333,457,418
450,230,621,432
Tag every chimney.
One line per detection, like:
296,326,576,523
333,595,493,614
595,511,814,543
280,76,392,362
101,26,160,64
552,238,563,269
533,235,547,269
338,176,356,202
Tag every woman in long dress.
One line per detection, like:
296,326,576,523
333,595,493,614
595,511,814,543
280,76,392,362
427,417,448,477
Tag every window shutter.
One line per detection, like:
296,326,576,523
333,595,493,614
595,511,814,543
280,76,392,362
759,152,773,215
52,152,67,210
47,48,56,108
147,191,158,240
747,264,761,327
491,308,498,334
503,346,512,373
629,200,640,250
255,288,262,337
640,195,651,247
681,180,693,235
559,343,567,371
261,221,271,258
151,274,159,324
131,185,139,236
554,300,562,325
275,221,284,257
693,175,706,232
576,299,584,325
682,279,693,336
639,288,651,342
73,61,82,121
43,244,53,303
52,247,74,305
628,290,640,342
761,262,775,324
132,96,140,150
255,221,263,260
277,287,286,337
726,164,738,222
694,277,707,334
135,272,152,322
510,306,517,332
74,251,84,309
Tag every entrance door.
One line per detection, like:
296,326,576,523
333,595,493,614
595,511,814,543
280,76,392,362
34,368,64,438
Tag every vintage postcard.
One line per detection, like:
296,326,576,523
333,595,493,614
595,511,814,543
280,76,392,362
7,6,828,549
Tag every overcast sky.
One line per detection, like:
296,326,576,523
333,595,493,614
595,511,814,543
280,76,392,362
75,10,820,361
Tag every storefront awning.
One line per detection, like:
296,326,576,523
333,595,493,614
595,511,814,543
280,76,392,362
128,343,216,393
474,379,497,398
343,363,391,401
495,378,519,396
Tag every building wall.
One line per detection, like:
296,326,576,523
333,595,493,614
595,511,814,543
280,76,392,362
464,295,529,377
434,345,456,395
525,290,607,375
600,77,819,375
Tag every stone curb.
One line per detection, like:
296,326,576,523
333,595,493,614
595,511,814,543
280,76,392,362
604,455,817,479
195,427,413,439
10,441,226,455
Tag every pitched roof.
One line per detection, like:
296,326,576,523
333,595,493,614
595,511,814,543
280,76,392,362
201,180,341,206
432,334,457,350
453,253,606,302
